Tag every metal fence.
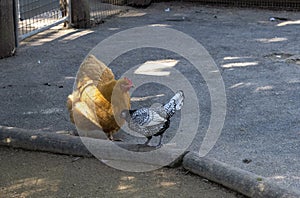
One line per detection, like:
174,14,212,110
17,0,126,40
183,0,300,10
17,0,68,40
89,0,126,25
16,0,299,41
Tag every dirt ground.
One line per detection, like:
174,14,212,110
0,146,245,198
0,1,300,196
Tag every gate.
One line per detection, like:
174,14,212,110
16,0,126,41
17,0,68,40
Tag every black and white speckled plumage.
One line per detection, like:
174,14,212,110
120,90,184,146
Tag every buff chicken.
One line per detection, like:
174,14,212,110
67,55,133,140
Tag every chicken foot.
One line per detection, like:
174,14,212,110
107,132,122,141
143,135,163,148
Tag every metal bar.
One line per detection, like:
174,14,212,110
19,16,68,41
13,0,19,47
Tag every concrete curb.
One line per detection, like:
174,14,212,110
0,126,186,168
0,126,93,157
183,152,300,198
1,125,300,197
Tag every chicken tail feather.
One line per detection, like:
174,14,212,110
164,90,184,117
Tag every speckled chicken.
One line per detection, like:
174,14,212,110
120,91,184,147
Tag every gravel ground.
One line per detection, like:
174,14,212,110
0,146,245,197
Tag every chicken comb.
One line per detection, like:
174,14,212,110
124,77,133,85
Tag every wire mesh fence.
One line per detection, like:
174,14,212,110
181,0,300,10
17,0,68,40
16,0,299,41
89,0,127,25
17,0,126,40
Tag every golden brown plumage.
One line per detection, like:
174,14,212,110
67,55,133,140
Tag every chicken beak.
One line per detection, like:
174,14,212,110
128,83,134,89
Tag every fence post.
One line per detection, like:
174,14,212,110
0,0,16,58
70,0,91,28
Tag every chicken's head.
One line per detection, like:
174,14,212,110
119,77,134,92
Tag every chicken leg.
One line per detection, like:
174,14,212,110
107,132,122,141
144,136,152,145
